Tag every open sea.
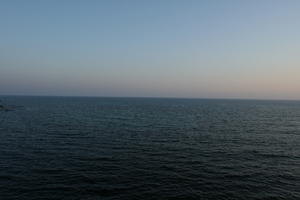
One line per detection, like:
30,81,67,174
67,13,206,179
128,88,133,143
0,96,299,200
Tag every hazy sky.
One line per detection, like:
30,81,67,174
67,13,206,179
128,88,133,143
1,0,300,99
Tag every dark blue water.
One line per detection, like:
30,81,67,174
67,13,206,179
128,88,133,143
0,97,299,200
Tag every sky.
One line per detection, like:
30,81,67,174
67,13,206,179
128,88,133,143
0,0,300,99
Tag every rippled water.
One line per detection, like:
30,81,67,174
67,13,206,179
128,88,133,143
0,96,299,200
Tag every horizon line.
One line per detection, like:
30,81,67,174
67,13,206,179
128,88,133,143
1,94,300,102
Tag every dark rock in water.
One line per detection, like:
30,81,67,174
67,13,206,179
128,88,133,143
0,104,15,111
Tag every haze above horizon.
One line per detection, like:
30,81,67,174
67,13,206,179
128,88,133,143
1,0,300,100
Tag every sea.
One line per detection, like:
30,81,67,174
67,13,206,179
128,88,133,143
0,96,299,200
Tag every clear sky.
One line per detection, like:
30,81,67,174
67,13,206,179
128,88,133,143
1,0,300,99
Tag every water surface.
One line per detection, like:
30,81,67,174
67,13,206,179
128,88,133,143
0,97,299,199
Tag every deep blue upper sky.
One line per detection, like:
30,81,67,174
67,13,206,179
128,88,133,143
1,0,300,99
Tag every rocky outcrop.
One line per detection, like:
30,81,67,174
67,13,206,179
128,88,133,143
0,104,14,111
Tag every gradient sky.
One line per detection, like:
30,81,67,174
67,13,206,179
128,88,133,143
1,0,300,99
